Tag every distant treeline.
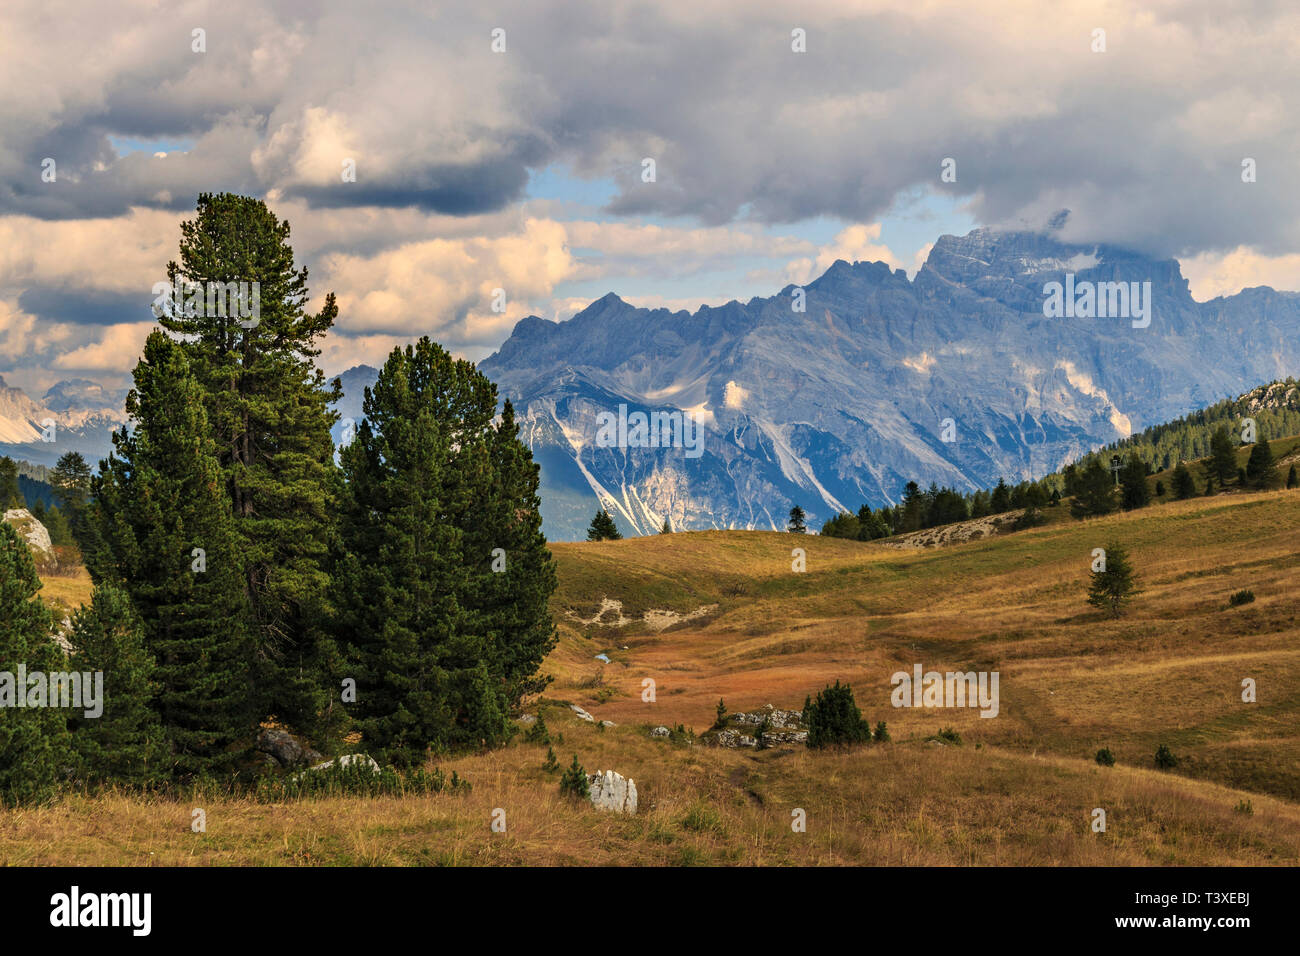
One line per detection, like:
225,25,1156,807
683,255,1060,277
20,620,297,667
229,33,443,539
822,379,1300,540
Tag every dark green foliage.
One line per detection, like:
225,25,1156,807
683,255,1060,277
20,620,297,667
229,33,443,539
659,518,672,533
872,720,890,743
1070,458,1118,518
1171,461,1197,499
990,479,1012,514
41,505,74,548
1206,426,1238,486
1154,480,1165,497
1288,465,1298,489
0,457,20,509
787,505,807,533
559,754,590,799
336,338,557,763
525,714,550,744
1095,748,1115,767
1228,589,1255,607
0,522,71,805
1238,466,1247,486
1245,441,1279,489
86,333,259,778
1154,744,1178,770
1087,541,1141,618
50,453,91,537
66,585,165,784
928,727,963,746
157,193,342,736
714,697,726,729
587,509,622,541
1205,476,1215,496
543,746,559,773
804,681,871,748
1119,454,1150,510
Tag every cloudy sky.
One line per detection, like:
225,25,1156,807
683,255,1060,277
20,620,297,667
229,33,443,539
2,0,1298,395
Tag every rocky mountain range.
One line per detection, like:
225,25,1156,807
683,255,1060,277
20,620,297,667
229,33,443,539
0,376,126,468
7,224,1300,541
473,225,1300,540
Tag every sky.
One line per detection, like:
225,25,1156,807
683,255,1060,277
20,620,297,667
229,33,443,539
2,0,1300,397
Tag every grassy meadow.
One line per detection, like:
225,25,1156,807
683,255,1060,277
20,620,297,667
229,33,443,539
6,480,1300,865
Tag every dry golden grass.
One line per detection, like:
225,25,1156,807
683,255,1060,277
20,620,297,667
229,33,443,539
10,483,1299,865
4,714,1297,866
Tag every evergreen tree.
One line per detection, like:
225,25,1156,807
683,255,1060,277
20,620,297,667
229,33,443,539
86,332,258,777
587,509,622,541
50,452,91,518
1087,541,1141,618
804,681,871,748
990,479,1011,513
66,584,164,784
1288,464,1298,489
1070,458,1118,518
659,517,672,534
1119,454,1151,510
0,522,70,805
1154,480,1165,498
42,505,73,548
1206,426,1238,486
1171,461,1196,499
336,339,556,762
559,754,590,799
1205,476,1215,496
1245,441,1279,490
157,193,341,734
787,505,807,533
0,457,21,509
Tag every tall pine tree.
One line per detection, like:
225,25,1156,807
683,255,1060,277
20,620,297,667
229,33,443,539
156,193,341,734
336,339,557,762
87,332,257,777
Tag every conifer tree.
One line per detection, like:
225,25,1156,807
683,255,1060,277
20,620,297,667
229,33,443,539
87,333,258,777
67,584,164,784
0,522,70,805
1087,541,1141,618
50,452,91,523
156,193,341,734
0,457,20,509
336,339,556,762
1119,454,1150,510
1171,461,1196,499
990,478,1012,513
1207,426,1238,486
1070,458,1118,518
787,505,807,533
587,509,622,541
1288,465,1298,489
1245,441,1279,489
804,681,871,748
660,517,672,534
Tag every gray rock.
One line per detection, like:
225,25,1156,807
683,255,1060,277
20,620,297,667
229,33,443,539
587,770,637,813
257,728,308,767
570,704,594,722
650,725,671,738
517,714,537,725
601,720,616,728
3,508,52,555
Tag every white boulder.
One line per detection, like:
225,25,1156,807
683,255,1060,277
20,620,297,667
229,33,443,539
588,769,637,813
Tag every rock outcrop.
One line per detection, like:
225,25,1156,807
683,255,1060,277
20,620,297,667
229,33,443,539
701,703,808,748
588,769,637,813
